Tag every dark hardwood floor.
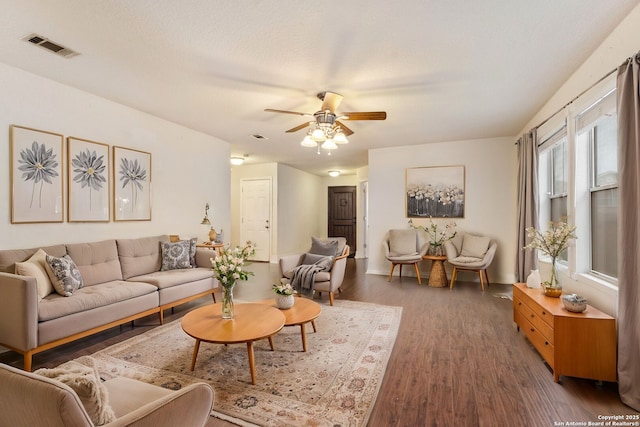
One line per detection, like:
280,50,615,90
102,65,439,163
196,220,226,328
1,259,637,426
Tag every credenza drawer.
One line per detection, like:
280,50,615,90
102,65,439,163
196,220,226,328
514,298,554,344
521,317,555,367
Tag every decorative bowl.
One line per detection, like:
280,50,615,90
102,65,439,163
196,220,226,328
561,294,588,313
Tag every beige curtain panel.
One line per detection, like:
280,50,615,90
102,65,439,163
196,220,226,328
515,129,538,282
616,50,640,412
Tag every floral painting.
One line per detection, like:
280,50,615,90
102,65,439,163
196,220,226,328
68,137,110,222
10,125,64,223
406,165,465,218
113,146,151,221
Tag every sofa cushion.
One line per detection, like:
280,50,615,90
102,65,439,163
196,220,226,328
66,240,123,287
388,229,417,256
0,244,67,274
160,240,192,271
15,248,54,299
35,360,116,426
45,254,84,297
38,280,158,321
116,236,168,280
460,235,491,259
129,267,213,290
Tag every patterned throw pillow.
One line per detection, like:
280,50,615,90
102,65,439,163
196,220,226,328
160,240,192,271
44,254,84,297
187,237,197,267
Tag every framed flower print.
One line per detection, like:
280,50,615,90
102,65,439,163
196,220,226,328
113,146,152,221
67,137,110,222
10,125,64,223
406,165,465,218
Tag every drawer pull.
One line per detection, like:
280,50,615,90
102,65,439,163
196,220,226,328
530,314,534,318
518,302,522,306
530,328,535,332
545,341,549,346
542,311,546,315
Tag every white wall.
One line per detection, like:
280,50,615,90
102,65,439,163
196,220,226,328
0,62,230,250
368,137,517,284
515,2,640,316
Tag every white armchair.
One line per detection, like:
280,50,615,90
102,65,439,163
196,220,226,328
383,229,429,285
0,361,214,427
444,233,497,291
279,237,349,306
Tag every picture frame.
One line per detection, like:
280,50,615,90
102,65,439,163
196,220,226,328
406,165,465,218
10,125,64,223
113,146,152,221
67,137,110,222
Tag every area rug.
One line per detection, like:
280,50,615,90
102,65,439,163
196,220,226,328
71,300,402,427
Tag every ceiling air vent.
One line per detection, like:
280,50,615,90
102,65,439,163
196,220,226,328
22,33,79,58
251,134,268,140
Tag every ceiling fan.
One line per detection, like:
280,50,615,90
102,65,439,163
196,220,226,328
264,91,386,152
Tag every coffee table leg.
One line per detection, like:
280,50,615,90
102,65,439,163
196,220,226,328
268,336,275,351
246,341,256,385
300,323,307,352
311,319,317,333
190,339,201,371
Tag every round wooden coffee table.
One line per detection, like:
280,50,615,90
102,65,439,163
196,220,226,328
181,303,285,384
257,297,322,352
422,255,448,287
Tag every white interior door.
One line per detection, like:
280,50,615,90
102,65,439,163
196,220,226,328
240,178,271,262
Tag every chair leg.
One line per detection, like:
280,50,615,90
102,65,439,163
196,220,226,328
388,263,396,282
399,264,403,278
329,292,334,306
483,269,491,287
413,262,422,285
449,267,458,289
478,270,485,291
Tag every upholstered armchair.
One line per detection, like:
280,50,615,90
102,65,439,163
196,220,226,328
279,237,349,306
444,233,497,291
383,229,429,285
0,361,214,427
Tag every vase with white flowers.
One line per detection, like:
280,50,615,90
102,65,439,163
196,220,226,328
272,282,296,309
210,241,255,318
523,218,577,297
409,217,457,256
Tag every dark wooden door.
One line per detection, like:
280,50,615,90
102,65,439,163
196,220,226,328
328,186,356,256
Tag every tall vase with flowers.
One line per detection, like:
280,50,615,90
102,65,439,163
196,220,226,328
523,218,577,297
210,241,256,318
409,217,457,256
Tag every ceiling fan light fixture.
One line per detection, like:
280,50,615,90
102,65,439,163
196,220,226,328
300,135,317,147
321,139,338,150
311,128,326,142
333,130,348,144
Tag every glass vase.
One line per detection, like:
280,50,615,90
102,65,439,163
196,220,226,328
221,282,235,319
543,257,562,298
429,244,444,256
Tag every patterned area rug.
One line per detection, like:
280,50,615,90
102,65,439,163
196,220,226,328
72,300,402,426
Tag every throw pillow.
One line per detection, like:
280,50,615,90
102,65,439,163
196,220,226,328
35,361,117,426
309,237,339,256
388,229,417,256
44,254,83,297
460,234,491,259
160,240,191,271
15,248,54,299
302,253,334,271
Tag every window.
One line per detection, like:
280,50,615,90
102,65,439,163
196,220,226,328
535,83,618,284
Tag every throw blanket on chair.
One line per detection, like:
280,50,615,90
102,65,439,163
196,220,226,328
291,255,334,297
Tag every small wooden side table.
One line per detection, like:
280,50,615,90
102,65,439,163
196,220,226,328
196,242,224,255
422,255,448,287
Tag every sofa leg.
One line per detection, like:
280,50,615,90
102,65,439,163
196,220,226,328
23,353,33,372
158,310,164,325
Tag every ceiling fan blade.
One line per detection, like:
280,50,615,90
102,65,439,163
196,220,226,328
340,111,387,120
320,91,343,113
285,122,311,133
336,121,354,136
265,108,312,117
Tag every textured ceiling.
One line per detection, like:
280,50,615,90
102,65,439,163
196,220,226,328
0,0,638,176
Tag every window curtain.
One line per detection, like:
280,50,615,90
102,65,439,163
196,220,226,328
617,50,640,411
515,129,538,282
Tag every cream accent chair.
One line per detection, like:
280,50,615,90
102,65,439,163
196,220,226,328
383,229,429,285
279,237,349,306
0,362,214,427
444,233,497,291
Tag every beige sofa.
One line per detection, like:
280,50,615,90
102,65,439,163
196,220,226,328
0,235,217,371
